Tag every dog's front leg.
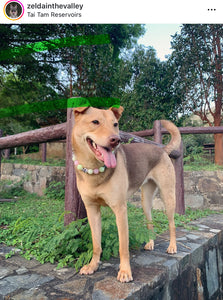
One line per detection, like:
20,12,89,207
113,204,133,283
80,204,102,275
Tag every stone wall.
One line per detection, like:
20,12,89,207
1,163,223,210
184,170,223,210
1,163,65,196
131,170,223,211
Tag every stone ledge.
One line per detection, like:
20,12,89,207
0,214,223,299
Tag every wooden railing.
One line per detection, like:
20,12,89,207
3,110,223,223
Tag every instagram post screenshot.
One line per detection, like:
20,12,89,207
0,0,223,299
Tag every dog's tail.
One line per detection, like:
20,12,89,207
161,120,181,155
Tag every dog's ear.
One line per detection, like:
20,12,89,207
109,106,124,121
73,107,89,118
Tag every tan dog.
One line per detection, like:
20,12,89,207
9,4,18,18
72,106,181,283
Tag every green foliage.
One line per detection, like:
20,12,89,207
183,155,223,171
0,179,27,199
1,212,92,270
183,134,213,157
180,117,217,170
1,181,221,271
170,24,223,125
0,24,145,135
44,181,65,201
181,118,214,158
174,208,218,230
184,150,204,164
119,46,181,132
0,71,62,135
0,190,152,270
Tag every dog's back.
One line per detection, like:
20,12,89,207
119,120,181,195
118,143,163,194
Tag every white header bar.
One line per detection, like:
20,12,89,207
0,0,222,24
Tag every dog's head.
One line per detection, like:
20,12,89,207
9,4,18,17
72,106,124,168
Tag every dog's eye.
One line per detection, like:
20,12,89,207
114,123,118,127
92,120,99,125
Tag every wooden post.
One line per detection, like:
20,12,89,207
4,148,10,159
174,141,185,215
153,120,162,144
64,108,86,226
41,143,47,163
0,129,2,178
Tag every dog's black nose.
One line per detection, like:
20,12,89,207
109,135,120,147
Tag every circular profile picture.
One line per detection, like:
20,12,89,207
4,0,24,21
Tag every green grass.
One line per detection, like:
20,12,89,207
184,163,223,171
0,181,221,270
183,153,223,171
2,156,66,167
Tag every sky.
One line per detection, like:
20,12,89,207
138,24,182,61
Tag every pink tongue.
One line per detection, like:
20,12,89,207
97,146,117,168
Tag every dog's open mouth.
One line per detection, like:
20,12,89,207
87,138,117,168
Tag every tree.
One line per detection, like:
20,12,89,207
0,68,63,134
0,25,68,130
0,24,145,129
119,46,181,131
170,24,223,165
56,24,145,98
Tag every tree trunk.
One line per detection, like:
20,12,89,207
212,27,223,165
214,133,223,165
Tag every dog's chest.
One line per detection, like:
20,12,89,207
76,177,109,206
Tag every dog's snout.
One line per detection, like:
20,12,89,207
109,135,120,147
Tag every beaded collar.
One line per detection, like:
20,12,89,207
72,153,106,175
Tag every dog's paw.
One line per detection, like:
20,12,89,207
117,269,133,283
166,244,177,254
80,263,98,275
144,240,154,251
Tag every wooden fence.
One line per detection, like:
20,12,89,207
2,108,223,223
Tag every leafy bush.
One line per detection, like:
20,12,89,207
44,181,65,201
0,182,221,270
182,131,218,170
2,214,92,270
0,197,153,270
0,179,27,198
183,133,213,157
